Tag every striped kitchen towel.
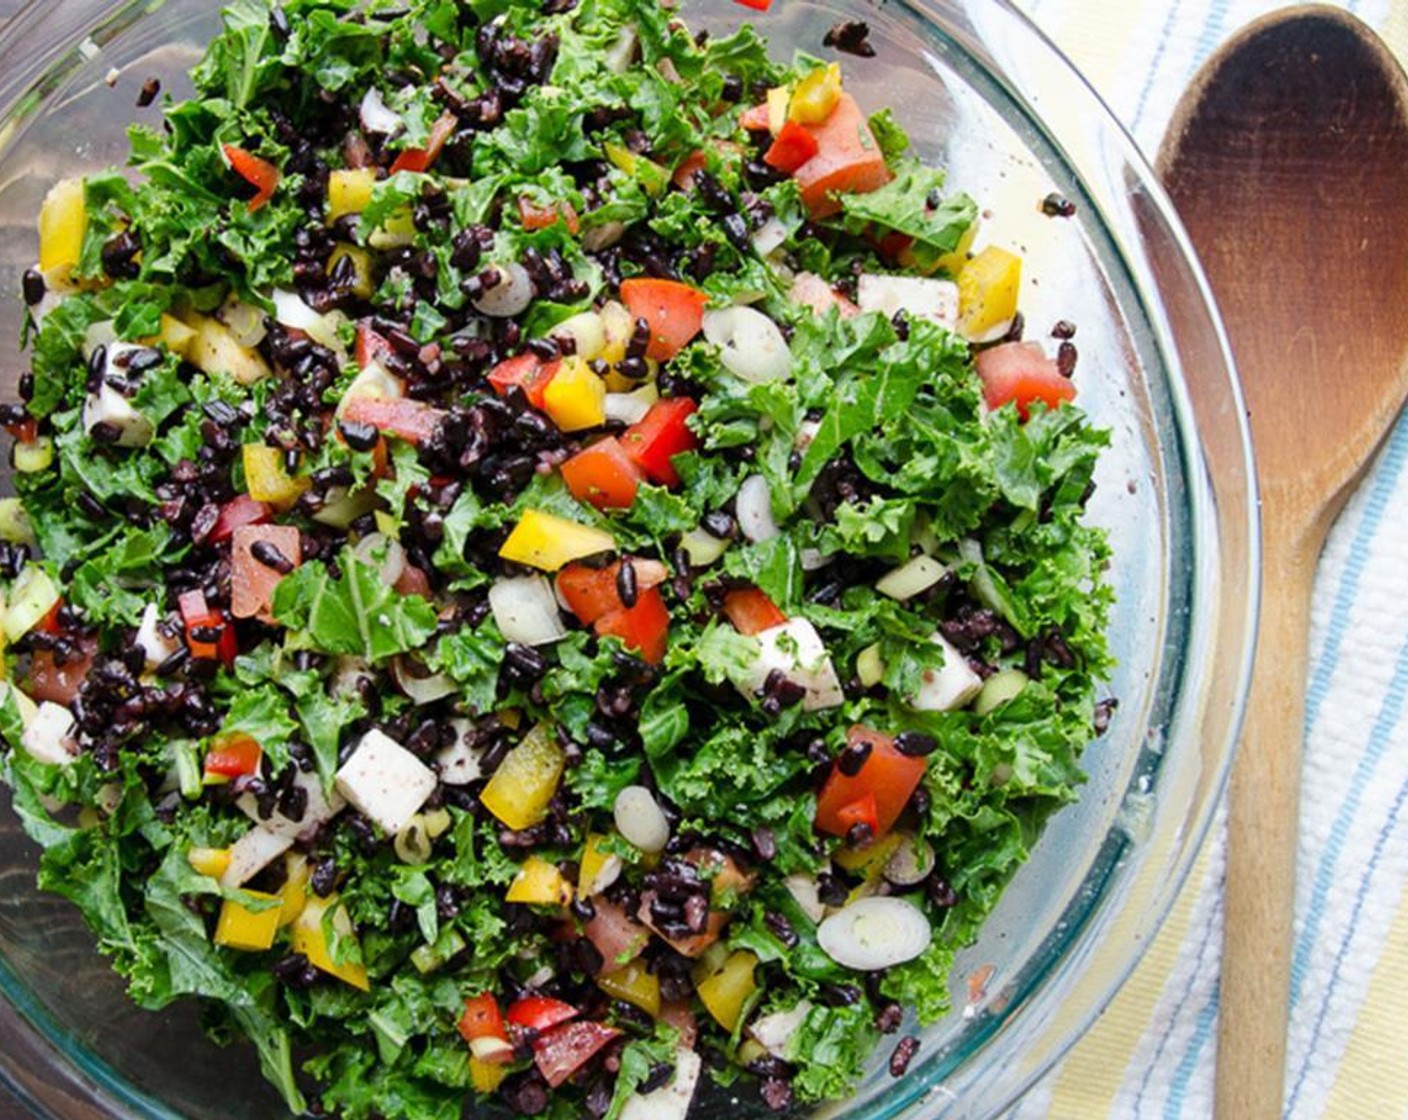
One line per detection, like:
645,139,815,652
1004,2,1408,1117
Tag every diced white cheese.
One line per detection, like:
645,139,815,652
83,382,153,448
857,274,959,327
238,766,346,840
732,618,844,712
134,602,181,670
909,632,984,712
335,728,436,835
20,701,77,767
220,825,295,888
748,1000,813,1059
619,1048,702,1120
434,718,484,786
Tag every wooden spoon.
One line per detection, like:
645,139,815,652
1157,8,1408,1118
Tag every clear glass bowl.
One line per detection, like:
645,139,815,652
0,1,1258,1117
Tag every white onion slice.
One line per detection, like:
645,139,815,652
604,389,654,426
222,299,268,349
619,1049,701,1120
353,532,407,587
582,219,627,253
392,656,459,705
876,555,948,601
748,1001,812,1059
272,289,340,351
490,575,567,646
735,474,779,542
702,306,792,383
817,896,932,970
680,527,729,568
613,785,670,854
359,86,403,135
751,216,789,257
473,263,535,318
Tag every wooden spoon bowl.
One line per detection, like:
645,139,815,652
1157,7,1408,1118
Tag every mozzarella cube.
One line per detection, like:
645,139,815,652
619,1048,702,1120
20,701,77,767
857,274,959,327
238,765,346,840
910,632,984,712
335,729,436,835
732,617,844,711
220,825,294,889
83,382,153,448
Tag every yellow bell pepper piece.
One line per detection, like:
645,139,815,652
788,64,842,125
498,510,615,572
603,142,667,197
506,854,574,906
187,846,232,879
159,314,197,360
290,895,370,991
214,891,282,951
695,950,758,1033
598,963,661,1018
957,246,1023,341
367,207,417,250
38,177,87,277
470,1055,508,1094
479,723,565,831
278,853,310,927
329,244,375,299
767,85,791,135
832,831,903,877
242,444,310,511
189,315,272,385
599,301,633,367
327,168,378,221
929,221,978,278
542,356,606,432
578,832,623,896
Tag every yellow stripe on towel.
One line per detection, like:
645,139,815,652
1320,882,1408,1119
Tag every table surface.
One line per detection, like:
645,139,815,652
0,1,1406,1118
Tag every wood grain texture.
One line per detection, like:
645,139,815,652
1157,7,1408,1118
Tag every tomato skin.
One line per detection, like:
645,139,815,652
814,726,927,839
733,0,774,9
487,353,558,410
231,523,301,621
222,145,280,212
620,398,698,487
458,994,508,1044
764,120,821,173
792,93,894,217
973,341,1077,420
532,1020,622,1088
594,586,670,664
355,321,394,368
561,437,644,511
506,996,579,1034
340,395,448,445
518,196,580,234
557,559,668,625
722,587,786,636
208,494,271,545
203,735,262,780
388,112,457,175
619,278,708,361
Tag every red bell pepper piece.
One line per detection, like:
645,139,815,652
177,588,237,667
764,119,821,174
594,586,670,665
814,726,927,839
487,353,559,410
722,587,786,636
34,599,63,635
507,996,580,1035
388,112,458,175
222,144,280,212
532,1020,622,1088
340,395,448,445
208,494,271,545
458,993,509,1044
619,278,709,361
619,397,698,487
733,0,774,9
560,437,645,511
203,734,262,780
518,196,581,234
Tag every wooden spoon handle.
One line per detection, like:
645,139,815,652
1215,542,1315,1120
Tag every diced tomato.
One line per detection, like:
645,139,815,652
814,726,927,839
388,111,458,175
458,994,508,1044
618,278,709,362
583,899,649,971
487,353,559,410
208,494,271,545
792,93,894,217
203,734,262,780
672,150,708,192
620,398,698,487
222,145,280,212
734,0,773,9
658,1000,698,1050
560,437,645,511
506,996,579,1035
973,341,1077,420
340,395,448,445
739,103,772,132
722,587,786,636
789,271,860,319
230,523,301,621
3,416,37,444
595,586,670,664
26,639,97,705
355,321,395,368
34,600,63,636
518,196,581,234
556,559,668,625
178,588,236,666
532,1020,622,1089
764,120,821,173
